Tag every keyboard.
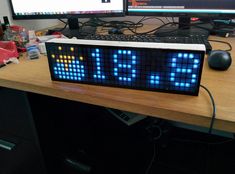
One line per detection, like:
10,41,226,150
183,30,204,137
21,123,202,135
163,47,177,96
84,34,212,53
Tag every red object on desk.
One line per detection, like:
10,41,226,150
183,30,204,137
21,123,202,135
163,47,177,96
0,41,19,65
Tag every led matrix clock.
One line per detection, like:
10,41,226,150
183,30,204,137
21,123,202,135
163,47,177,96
46,39,205,95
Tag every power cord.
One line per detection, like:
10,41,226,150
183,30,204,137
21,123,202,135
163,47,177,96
200,85,216,134
144,122,162,174
208,39,233,51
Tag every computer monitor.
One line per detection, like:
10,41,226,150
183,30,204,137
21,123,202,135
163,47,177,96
128,0,235,36
9,0,126,36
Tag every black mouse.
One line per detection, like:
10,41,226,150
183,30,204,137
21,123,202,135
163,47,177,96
208,50,232,70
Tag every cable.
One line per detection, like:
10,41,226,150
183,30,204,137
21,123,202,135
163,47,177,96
145,143,157,174
208,39,233,51
200,85,216,134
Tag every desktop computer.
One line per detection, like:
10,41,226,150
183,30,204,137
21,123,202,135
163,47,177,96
128,0,235,35
9,0,126,37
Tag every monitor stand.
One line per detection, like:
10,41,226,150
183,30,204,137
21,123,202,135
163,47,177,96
154,17,211,38
61,17,97,38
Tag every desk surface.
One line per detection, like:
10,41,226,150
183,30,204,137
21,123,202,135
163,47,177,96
0,32,235,132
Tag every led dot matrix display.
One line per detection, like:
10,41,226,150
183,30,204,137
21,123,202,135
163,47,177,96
46,39,205,95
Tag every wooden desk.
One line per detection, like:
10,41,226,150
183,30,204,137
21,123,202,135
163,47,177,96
0,35,234,133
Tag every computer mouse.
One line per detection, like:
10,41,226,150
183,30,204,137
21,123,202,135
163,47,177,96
208,50,232,70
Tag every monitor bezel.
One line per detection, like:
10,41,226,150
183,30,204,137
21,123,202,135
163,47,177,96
9,0,127,20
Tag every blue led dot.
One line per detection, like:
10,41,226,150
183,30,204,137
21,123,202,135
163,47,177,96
189,54,194,59
118,50,122,54
78,73,81,77
62,72,65,75
132,61,136,64
114,68,118,72
172,63,176,67
114,59,117,63
71,77,74,80
76,61,79,64
73,73,76,76
114,72,118,76
94,75,97,78
187,69,192,73
74,77,77,80
128,51,131,55
96,54,100,57
178,53,182,58
70,73,73,76
155,76,160,80
191,79,196,83
119,77,122,80
96,58,100,61
180,83,185,87
77,69,80,72
151,76,155,79
73,69,77,72
63,76,66,79
77,65,80,68
96,49,99,52
128,65,131,68
132,70,136,73
97,67,101,70
128,78,131,82
81,70,85,73
182,69,186,73
150,80,154,84
183,53,188,58
113,54,117,58
132,55,136,60
81,65,84,69
132,74,136,78
123,77,127,81
170,77,175,81
193,65,198,68
58,72,61,75
57,63,60,67
102,75,105,79
58,68,61,71
192,74,197,78
176,68,181,72
171,73,175,76
186,83,190,87
172,58,176,62
98,75,101,78
194,59,199,64
61,64,64,67
92,53,95,57
123,64,127,68
97,71,101,74
73,65,76,68
155,81,159,84
118,64,122,68
59,75,62,78
78,77,81,80
54,67,57,70
54,71,58,74
69,65,72,68
123,50,127,54
82,74,85,77
175,82,179,86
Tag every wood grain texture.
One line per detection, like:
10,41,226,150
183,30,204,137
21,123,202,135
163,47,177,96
0,32,234,132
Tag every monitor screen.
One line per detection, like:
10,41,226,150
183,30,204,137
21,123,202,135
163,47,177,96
128,0,235,17
10,0,126,19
